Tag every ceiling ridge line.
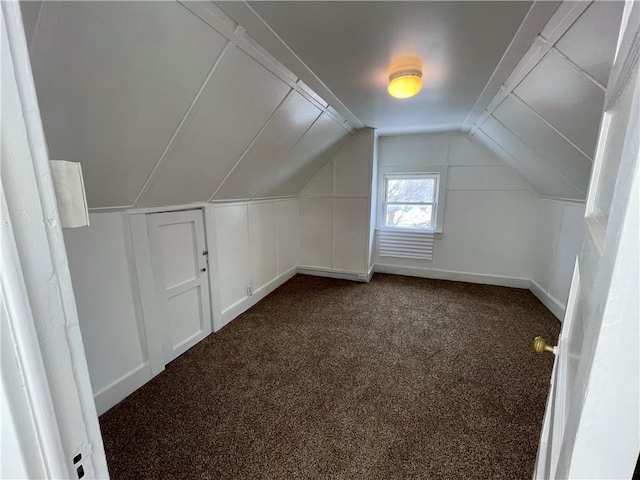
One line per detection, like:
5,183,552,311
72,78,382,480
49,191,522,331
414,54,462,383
485,115,585,197
206,88,296,202
467,1,592,133
247,112,327,201
132,41,234,208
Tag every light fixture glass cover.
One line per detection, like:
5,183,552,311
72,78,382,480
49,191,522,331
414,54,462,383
388,69,423,99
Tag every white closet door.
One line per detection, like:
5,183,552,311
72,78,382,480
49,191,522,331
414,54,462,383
147,209,211,363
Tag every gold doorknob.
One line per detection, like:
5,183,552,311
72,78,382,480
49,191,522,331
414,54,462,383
533,336,556,354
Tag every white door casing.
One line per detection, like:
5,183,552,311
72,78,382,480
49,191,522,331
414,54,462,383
2,2,109,477
534,2,640,478
147,209,212,363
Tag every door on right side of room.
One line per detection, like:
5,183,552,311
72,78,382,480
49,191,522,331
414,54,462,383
534,2,639,478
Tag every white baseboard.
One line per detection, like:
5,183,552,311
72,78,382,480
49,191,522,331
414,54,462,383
93,362,153,415
529,280,565,321
220,267,298,327
297,266,370,282
374,264,530,289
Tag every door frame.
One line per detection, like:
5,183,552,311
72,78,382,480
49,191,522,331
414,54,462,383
2,2,109,476
535,1,640,476
127,205,218,376
146,208,213,363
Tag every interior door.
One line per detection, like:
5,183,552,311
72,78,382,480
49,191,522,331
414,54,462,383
534,3,639,478
147,209,212,363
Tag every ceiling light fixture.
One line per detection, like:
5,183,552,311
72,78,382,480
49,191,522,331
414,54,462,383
388,68,423,99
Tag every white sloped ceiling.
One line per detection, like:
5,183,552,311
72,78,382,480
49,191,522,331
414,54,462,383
25,1,353,209
470,0,624,201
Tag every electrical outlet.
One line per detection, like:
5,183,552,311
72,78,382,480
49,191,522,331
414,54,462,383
247,284,253,296
357,274,367,281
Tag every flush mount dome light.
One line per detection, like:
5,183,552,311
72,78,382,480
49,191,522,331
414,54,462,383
388,68,423,99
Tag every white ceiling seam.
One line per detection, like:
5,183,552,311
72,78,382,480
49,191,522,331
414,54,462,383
466,1,624,199
472,129,559,199
206,88,297,202
246,114,328,200
505,91,595,162
469,2,593,135
183,0,354,132
549,47,606,92
248,112,349,200
132,40,234,208
484,113,587,196
472,90,594,164
215,1,365,130
461,1,562,132
469,7,590,135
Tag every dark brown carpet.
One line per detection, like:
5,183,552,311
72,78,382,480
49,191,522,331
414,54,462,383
100,274,560,479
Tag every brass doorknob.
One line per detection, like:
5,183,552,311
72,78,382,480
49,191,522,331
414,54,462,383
533,336,556,355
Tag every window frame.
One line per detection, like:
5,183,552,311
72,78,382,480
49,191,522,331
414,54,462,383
377,167,447,234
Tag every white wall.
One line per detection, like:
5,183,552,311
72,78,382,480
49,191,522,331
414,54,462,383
374,133,537,286
210,198,299,326
64,198,299,414
530,199,585,319
63,213,150,414
299,129,375,279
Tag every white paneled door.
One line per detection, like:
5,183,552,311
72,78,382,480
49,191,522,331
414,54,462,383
534,3,639,478
147,210,212,363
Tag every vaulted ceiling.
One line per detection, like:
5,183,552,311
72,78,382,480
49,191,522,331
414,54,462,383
22,1,624,208
24,1,353,209
241,1,534,134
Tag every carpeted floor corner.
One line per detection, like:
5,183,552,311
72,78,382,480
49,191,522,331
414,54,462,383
99,274,560,479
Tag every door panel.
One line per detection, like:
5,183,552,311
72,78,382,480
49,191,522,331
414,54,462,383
148,209,211,363
158,221,199,289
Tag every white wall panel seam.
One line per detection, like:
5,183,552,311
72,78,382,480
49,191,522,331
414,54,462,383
474,128,560,198
207,88,295,202
488,114,585,196
507,91,595,161
132,41,233,207
461,1,564,131
120,213,151,363
180,1,355,132
469,2,591,133
275,200,280,275
466,133,541,196
248,112,325,200
211,2,364,129
549,46,606,91
246,203,253,291
331,196,336,269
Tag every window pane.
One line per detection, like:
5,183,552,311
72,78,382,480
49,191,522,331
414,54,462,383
385,205,433,228
387,178,435,202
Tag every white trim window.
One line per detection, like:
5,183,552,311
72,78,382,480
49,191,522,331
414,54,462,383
382,173,440,231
